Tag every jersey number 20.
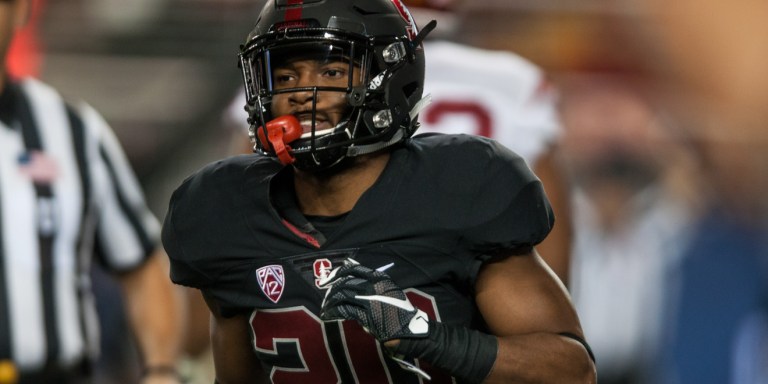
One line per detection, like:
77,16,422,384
250,289,454,383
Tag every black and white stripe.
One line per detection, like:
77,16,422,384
0,78,160,372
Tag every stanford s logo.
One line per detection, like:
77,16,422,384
389,0,419,40
256,265,285,303
313,258,333,289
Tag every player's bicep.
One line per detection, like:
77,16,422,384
475,249,582,338
532,146,573,286
204,295,267,384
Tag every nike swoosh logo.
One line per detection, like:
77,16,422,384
376,262,394,272
355,295,415,312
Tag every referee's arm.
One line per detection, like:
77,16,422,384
82,101,186,382
119,248,186,383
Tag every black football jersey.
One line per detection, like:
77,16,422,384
162,133,553,383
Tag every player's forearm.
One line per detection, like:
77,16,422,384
210,313,268,384
485,332,596,383
121,251,186,370
393,321,497,383
396,327,594,384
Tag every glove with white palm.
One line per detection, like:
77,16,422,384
320,260,499,383
319,259,430,342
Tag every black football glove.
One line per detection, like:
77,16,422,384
319,259,430,342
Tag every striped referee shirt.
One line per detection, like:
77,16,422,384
0,77,160,372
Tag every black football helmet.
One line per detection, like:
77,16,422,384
239,0,434,171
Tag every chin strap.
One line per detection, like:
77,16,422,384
412,20,437,48
255,115,302,165
346,93,433,157
346,129,405,157
410,93,433,121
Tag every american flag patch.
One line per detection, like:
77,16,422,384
18,150,59,185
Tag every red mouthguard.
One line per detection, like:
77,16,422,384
256,115,303,165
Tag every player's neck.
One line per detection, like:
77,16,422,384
293,152,390,216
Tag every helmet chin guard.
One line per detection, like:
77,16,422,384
239,0,434,171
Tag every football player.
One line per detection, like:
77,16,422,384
224,0,573,287
163,0,595,383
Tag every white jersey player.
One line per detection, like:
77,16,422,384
419,40,561,167
417,38,571,285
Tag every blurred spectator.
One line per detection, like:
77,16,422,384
731,310,768,384
622,2,768,383
657,203,768,384
560,78,704,384
628,0,768,222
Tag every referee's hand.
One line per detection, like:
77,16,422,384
141,365,186,384
141,375,186,384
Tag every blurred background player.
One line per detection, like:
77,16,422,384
623,2,768,383
1,0,184,383
404,0,573,286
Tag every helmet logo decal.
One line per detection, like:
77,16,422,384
369,73,385,90
390,0,419,40
285,0,304,21
256,265,286,303
313,259,333,288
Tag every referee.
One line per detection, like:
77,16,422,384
1,1,184,383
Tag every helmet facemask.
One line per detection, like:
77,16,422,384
241,33,381,171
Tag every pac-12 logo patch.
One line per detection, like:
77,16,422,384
256,265,285,303
313,258,333,288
